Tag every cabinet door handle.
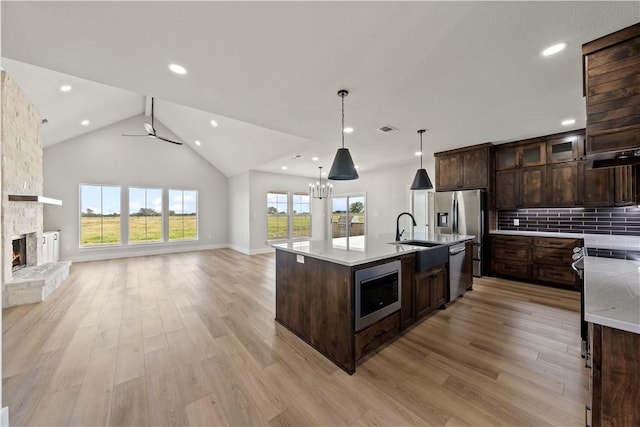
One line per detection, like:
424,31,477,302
43,237,46,245
585,405,591,427
54,234,58,240
585,350,592,369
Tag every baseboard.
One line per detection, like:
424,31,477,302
249,247,275,255
69,243,228,263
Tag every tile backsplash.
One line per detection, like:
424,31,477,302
498,207,640,236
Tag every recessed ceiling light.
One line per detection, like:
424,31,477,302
281,166,288,170
354,165,360,169
415,151,422,156
542,42,567,56
321,171,327,176
81,120,90,126
343,127,354,134
561,118,576,126
210,119,218,127
169,63,187,75
60,84,72,92
195,140,201,146
312,157,319,161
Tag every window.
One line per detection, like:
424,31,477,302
267,192,289,240
267,192,311,241
169,190,198,241
292,193,311,238
80,184,121,247
129,187,162,243
331,194,366,244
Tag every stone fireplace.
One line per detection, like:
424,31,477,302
2,71,70,307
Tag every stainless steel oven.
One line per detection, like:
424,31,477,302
355,260,401,331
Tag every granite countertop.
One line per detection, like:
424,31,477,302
584,256,640,334
272,232,474,267
490,230,640,251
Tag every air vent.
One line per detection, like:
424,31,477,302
291,154,303,159
378,125,398,133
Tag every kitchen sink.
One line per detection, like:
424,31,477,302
392,240,450,272
394,240,443,248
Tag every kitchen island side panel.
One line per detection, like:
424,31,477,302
275,249,355,373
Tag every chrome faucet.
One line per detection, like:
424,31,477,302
396,212,417,241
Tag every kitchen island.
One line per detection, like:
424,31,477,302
273,233,473,374
583,254,640,427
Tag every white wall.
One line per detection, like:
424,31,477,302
228,171,250,253
43,114,228,262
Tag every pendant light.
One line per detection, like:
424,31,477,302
309,166,333,199
328,90,359,180
410,129,433,190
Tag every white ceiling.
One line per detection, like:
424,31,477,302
2,1,639,178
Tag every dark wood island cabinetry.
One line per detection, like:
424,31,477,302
274,236,473,373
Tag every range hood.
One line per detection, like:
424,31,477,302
8,195,62,205
587,149,640,169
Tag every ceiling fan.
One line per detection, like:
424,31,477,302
122,97,183,145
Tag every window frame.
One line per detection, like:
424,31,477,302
168,189,199,242
128,186,164,245
79,183,123,248
266,190,312,242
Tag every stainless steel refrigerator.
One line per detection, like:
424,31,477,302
428,189,485,277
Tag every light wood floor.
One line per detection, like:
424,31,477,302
3,249,587,426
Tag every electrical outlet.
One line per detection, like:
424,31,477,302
514,219,520,226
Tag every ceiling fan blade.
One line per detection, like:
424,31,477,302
151,97,155,130
122,133,151,137
144,122,155,134
155,135,183,145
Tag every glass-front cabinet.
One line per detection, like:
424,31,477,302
495,142,546,170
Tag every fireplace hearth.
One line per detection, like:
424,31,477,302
12,236,27,272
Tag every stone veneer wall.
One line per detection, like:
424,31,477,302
1,71,44,284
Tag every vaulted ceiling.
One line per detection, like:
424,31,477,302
2,1,639,178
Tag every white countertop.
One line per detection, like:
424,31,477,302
584,256,640,334
273,232,474,267
490,230,640,251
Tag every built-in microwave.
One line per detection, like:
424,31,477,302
355,260,401,331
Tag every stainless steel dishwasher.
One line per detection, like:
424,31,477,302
448,243,466,302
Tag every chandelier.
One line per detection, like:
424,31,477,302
309,166,333,199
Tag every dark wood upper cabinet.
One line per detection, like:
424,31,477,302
549,162,580,206
521,166,546,207
495,142,546,170
495,166,546,209
583,23,640,160
435,144,492,191
521,143,546,167
547,134,586,164
614,165,640,206
435,154,463,190
495,169,519,209
580,162,615,207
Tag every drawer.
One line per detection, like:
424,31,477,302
491,235,532,246
533,247,574,265
534,264,578,287
491,260,531,278
355,312,399,361
492,244,532,261
533,237,582,249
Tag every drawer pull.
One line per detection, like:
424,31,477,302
585,405,591,427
